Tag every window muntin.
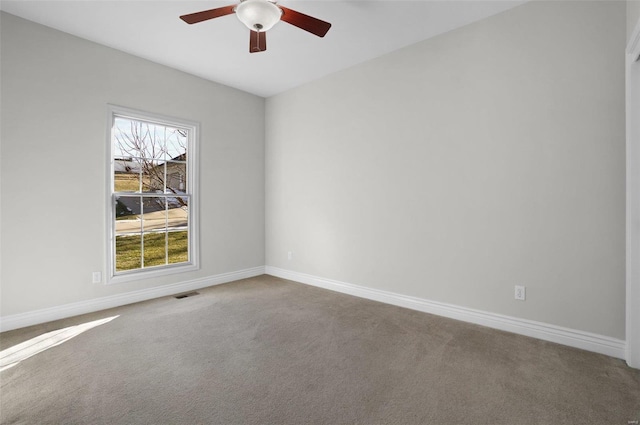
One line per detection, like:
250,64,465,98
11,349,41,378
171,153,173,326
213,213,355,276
107,106,198,282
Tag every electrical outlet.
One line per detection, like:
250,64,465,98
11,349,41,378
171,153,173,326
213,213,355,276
515,285,526,301
92,272,102,283
287,251,292,260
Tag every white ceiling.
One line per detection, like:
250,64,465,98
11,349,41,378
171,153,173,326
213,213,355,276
0,0,527,97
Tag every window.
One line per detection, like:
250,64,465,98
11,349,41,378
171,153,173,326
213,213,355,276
107,105,199,282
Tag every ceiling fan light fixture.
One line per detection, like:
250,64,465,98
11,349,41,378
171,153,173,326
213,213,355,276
235,0,282,32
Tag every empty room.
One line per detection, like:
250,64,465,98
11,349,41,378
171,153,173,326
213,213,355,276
1,0,640,423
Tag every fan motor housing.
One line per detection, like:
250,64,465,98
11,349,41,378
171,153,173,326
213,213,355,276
235,0,282,32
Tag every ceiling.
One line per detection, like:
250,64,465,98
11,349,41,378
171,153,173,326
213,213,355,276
0,1,527,98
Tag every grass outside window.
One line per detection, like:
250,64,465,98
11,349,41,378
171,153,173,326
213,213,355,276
116,231,188,271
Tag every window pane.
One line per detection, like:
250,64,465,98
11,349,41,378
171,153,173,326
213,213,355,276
114,118,143,160
168,197,188,231
115,195,141,234
143,232,167,267
141,160,164,193
165,161,187,193
142,197,167,232
116,234,142,271
168,231,189,264
114,158,142,192
165,129,187,161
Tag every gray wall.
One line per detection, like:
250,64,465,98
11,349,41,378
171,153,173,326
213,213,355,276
629,0,640,43
266,1,626,338
0,13,265,316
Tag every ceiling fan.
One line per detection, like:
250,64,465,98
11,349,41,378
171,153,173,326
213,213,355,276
180,0,332,53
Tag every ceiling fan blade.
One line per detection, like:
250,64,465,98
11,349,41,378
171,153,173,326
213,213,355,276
278,6,331,38
180,5,236,24
250,31,267,53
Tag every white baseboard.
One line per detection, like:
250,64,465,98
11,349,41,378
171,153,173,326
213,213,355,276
265,266,626,360
0,266,265,332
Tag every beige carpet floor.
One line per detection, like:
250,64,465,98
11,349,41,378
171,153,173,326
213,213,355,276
1,275,639,424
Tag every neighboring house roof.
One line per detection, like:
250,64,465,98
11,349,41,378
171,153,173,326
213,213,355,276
170,153,186,162
115,154,185,174
114,159,142,174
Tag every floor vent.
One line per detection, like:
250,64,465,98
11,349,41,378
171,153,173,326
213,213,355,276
175,291,199,299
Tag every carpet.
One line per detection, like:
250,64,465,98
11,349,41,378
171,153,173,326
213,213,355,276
1,275,639,424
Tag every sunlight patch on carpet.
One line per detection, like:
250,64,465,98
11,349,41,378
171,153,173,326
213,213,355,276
0,316,119,371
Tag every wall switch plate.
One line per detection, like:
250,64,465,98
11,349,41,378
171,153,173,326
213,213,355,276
287,251,292,260
92,272,102,283
515,285,526,301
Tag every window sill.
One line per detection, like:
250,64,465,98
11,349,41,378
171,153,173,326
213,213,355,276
107,262,200,285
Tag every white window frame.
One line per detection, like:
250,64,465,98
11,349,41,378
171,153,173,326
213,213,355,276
106,105,200,284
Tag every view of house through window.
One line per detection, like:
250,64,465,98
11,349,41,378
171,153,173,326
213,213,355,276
109,107,197,278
